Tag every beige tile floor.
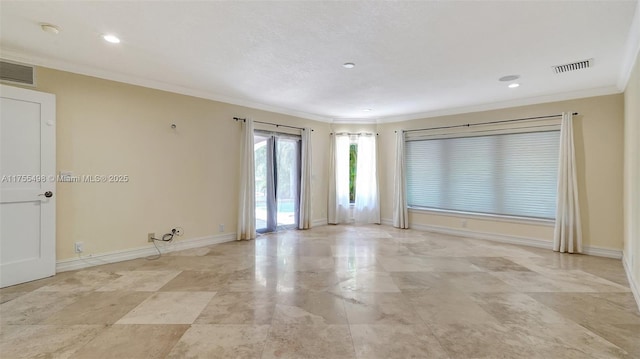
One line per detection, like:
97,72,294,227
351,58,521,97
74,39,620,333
1,225,639,358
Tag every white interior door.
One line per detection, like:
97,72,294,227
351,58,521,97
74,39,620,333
0,84,56,288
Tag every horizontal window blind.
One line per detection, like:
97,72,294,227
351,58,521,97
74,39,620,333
405,130,560,219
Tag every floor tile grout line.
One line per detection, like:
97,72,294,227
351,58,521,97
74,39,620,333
341,287,360,359
258,302,276,359
2,225,639,358
573,322,633,356
407,283,455,359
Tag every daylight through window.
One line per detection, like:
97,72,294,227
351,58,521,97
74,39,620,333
405,130,560,219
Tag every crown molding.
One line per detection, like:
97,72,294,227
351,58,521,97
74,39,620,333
375,85,621,124
331,118,379,125
0,48,333,123
0,48,624,126
617,1,640,91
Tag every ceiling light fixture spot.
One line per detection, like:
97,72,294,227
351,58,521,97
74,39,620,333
363,109,372,112
499,75,520,82
40,24,60,34
343,62,355,69
508,83,520,88
103,34,121,44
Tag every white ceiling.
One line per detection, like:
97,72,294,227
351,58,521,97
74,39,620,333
1,1,638,123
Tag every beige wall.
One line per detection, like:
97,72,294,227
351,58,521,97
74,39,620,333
12,66,628,263
624,52,640,294
28,67,330,260
377,94,625,251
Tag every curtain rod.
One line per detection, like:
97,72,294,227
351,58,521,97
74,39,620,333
395,112,579,133
234,117,313,131
330,132,378,136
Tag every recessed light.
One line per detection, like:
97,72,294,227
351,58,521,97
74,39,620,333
343,62,355,69
102,34,121,44
508,83,520,88
40,24,60,34
499,75,520,82
363,109,372,112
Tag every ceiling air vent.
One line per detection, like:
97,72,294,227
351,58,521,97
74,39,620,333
0,60,35,86
553,59,593,74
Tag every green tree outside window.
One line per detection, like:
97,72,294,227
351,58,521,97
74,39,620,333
350,143,357,203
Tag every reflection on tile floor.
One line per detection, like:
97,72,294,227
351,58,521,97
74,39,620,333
1,225,639,358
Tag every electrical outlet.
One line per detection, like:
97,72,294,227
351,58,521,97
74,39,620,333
219,224,224,232
74,241,84,253
148,233,155,242
461,220,467,228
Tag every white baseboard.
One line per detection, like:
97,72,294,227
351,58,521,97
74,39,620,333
312,218,328,227
581,246,624,259
381,218,394,226
381,218,623,259
623,252,640,312
411,222,553,249
56,232,236,272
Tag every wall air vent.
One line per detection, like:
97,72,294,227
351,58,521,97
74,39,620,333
0,60,35,86
553,59,593,74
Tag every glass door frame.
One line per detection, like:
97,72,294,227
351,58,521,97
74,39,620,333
254,130,301,233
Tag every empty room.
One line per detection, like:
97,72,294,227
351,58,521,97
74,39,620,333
1,1,640,358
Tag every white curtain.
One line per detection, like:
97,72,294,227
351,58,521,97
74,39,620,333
553,112,582,253
354,135,380,224
327,134,337,223
393,131,409,228
328,134,351,224
237,119,256,240
298,128,312,229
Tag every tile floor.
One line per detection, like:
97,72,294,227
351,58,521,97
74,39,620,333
1,225,639,358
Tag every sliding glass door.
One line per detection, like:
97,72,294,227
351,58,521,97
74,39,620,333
276,138,301,229
254,132,301,233
254,134,273,232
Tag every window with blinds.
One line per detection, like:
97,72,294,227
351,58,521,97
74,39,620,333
405,130,560,219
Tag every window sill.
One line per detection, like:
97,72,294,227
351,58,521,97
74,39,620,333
407,207,555,226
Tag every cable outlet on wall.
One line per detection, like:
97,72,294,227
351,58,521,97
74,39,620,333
461,220,468,228
219,224,224,232
74,241,84,253
148,233,155,242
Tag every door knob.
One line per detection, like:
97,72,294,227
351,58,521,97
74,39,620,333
38,191,53,198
